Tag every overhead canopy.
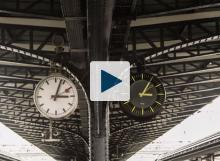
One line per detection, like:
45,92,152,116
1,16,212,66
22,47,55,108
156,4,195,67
0,0,220,161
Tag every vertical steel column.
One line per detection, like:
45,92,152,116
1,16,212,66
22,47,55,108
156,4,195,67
190,158,201,161
87,0,114,161
207,154,214,161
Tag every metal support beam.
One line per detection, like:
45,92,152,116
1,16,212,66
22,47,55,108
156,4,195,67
0,153,20,161
158,67,220,78
0,17,65,28
87,0,114,160
0,60,49,68
0,86,33,92
165,96,217,108
138,3,220,18
0,74,39,82
145,53,220,67
11,43,69,52
131,11,220,27
206,154,215,161
166,78,220,89
167,87,220,97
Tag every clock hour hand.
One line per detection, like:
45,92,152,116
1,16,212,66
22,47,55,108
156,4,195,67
51,95,69,98
53,80,62,101
139,93,153,97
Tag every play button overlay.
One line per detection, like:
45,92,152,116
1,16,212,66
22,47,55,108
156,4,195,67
101,70,122,92
90,61,130,101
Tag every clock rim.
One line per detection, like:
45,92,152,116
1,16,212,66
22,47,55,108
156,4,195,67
33,73,79,120
120,73,166,121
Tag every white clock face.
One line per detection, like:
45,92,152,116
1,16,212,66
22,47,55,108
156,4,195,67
34,75,78,119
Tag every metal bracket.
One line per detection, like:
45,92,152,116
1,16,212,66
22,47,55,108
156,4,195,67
41,120,61,143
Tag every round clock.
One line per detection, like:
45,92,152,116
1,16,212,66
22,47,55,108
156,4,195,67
121,73,166,120
33,74,78,119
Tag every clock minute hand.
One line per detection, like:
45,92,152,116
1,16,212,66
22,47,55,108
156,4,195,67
53,80,62,101
141,82,150,94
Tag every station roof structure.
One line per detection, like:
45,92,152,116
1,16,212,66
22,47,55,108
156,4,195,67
0,0,220,161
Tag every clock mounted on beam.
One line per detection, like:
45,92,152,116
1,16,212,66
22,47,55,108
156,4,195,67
121,73,166,120
33,74,78,120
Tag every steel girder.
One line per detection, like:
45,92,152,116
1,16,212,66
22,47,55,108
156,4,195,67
135,0,220,18
0,0,62,18
0,152,20,161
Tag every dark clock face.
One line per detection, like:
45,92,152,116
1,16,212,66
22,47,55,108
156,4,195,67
121,73,166,120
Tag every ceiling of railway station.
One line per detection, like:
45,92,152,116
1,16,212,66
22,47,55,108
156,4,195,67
1,0,220,161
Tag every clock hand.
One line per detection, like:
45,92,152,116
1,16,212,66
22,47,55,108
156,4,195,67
139,77,153,97
139,87,154,97
59,87,72,95
139,93,153,97
53,80,62,101
51,95,69,98
141,82,150,95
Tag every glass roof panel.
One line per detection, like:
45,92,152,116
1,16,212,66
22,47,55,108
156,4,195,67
0,123,56,161
127,96,220,161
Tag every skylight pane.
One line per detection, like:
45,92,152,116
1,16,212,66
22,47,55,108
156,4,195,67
0,123,56,161
127,96,220,161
